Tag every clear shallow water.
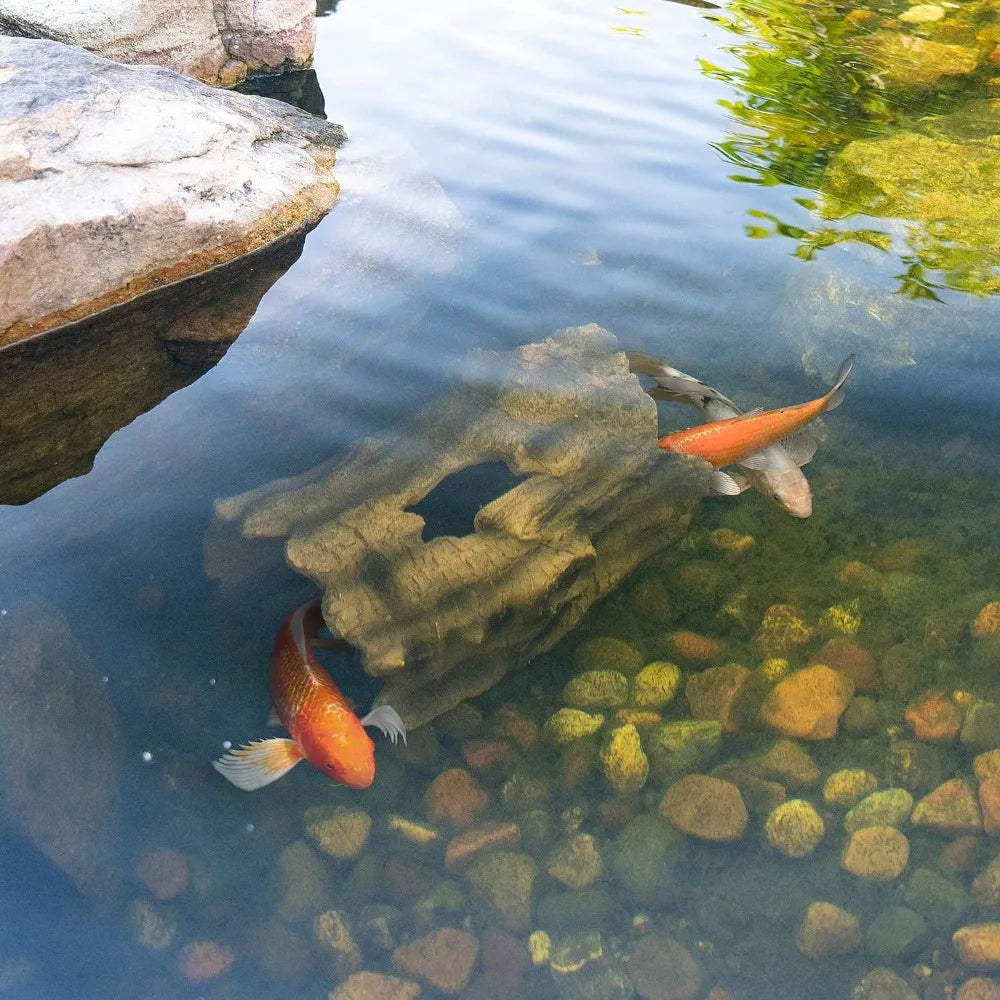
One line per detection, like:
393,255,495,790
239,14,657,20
6,0,1000,997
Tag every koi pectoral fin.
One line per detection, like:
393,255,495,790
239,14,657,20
710,470,743,496
361,705,408,746
212,738,304,791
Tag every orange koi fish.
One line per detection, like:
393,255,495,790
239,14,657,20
657,355,854,488
212,601,406,791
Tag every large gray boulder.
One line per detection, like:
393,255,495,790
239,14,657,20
0,599,123,898
0,36,346,349
0,0,314,86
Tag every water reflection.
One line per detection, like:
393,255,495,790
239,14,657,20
705,0,1000,296
0,233,307,506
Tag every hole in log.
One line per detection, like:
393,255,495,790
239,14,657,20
406,462,528,542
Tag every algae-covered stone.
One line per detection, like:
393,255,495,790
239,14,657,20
600,724,649,794
549,932,632,1000
953,923,1000,969
575,637,644,675
314,909,361,978
129,899,177,951
611,813,683,907
564,671,630,710
796,901,860,959
304,805,372,860
631,579,674,626
646,720,723,778
845,788,914,834
851,967,918,1000
465,851,536,931
823,769,878,808
865,905,929,961
901,867,969,931
412,880,466,928
631,662,682,709
764,799,825,858
754,604,815,655
547,833,602,890
825,130,1000,298
545,708,605,745
885,739,942,793
274,840,330,922
856,32,978,87
962,701,1000,751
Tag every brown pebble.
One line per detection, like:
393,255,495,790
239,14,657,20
810,637,877,692
957,977,1000,1000
135,847,189,900
913,779,983,835
660,775,748,842
942,835,982,874
905,690,960,744
425,769,489,829
667,630,723,665
684,664,751,733
796,901,861,959
761,665,854,740
393,927,479,995
330,971,421,1000
981,776,1000,837
445,822,521,870
462,740,518,782
177,940,235,982
841,826,910,881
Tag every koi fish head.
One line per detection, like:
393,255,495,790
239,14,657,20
310,729,376,789
763,467,813,519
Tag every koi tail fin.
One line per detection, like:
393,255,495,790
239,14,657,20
212,737,304,791
361,705,408,745
823,354,855,412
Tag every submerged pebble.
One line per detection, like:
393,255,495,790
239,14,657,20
564,670,630,709
305,805,373,860
764,799,825,858
600,723,649,793
177,940,235,982
660,775,748,842
392,926,480,995
842,826,910,881
544,708,605,745
796,901,861,958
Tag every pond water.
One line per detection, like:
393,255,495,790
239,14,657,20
5,0,1000,997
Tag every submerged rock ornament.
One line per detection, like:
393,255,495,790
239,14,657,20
209,325,711,726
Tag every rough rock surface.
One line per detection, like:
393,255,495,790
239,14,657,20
211,325,711,727
0,600,123,897
0,36,346,348
0,0,314,86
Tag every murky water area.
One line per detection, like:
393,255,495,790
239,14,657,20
6,0,1000,997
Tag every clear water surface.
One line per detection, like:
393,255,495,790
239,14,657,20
5,0,1000,997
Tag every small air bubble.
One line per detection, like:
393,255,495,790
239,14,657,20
245,823,254,833
0,609,6,615
141,751,153,763
100,676,109,684
222,740,232,750
208,678,216,686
